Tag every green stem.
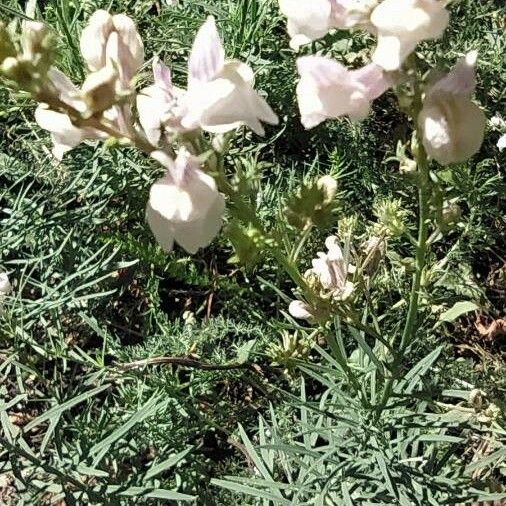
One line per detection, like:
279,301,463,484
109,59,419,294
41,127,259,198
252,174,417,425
375,142,431,418
399,144,430,352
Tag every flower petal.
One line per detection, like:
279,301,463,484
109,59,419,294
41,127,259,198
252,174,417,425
296,56,371,127
137,85,165,146
153,57,173,91
35,107,96,160
279,0,333,50
431,51,478,98
150,150,220,222
288,300,314,320
146,203,176,252
188,16,225,85
173,193,225,254
80,10,113,71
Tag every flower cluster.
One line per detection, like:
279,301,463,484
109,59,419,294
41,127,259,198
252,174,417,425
0,13,278,254
279,0,486,166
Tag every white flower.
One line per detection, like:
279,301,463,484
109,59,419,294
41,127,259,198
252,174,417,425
137,58,187,146
288,300,314,321
279,0,334,50
310,236,354,299
80,10,144,88
146,148,225,254
490,115,506,130
34,68,108,160
296,56,390,128
370,0,449,71
0,273,11,297
180,17,278,136
498,134,506,152
418,51,486,165
279,0,376,50
289,236,354,321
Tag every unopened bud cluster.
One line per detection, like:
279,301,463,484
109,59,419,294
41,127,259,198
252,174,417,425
0,21,54,93
286,175,339,230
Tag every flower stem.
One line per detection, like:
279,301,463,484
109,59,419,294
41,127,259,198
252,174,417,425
375,141,431,418
399,144,430,352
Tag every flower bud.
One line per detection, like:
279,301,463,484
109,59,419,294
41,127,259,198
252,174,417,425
286,175,339,229
0,23,16,63
288,300,314,321
1,56,32,86
374,199,407,237
399,158,417,175
81,65,118,114
361,236,385,274
267,330,310,369
80,11,144,88
0,273,12,297
316,175,338,203
211,134,230,154
226,222,263,267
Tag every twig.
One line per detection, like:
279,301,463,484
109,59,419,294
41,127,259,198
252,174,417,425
117,355,264,373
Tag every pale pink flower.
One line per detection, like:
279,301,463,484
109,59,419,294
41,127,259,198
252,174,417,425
289,236,354,321
370,0,449,71
288,300,315,321
180,17,278,136
310,236,354,299
418,51,486,165
146,149,225,254
34,68,106,160
279,0,376,50
296,56,390,128
137,58,187,146
80,10,144,88
34,68,130,160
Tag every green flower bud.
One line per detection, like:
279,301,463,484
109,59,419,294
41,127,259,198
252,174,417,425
361,236,385,274
226,221,263,267
286,175,338,229
211,134,230,154
374,199,407,237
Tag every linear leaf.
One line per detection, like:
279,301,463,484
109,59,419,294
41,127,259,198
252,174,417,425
90,395,167,457
145,447,193,480
24,384,110,432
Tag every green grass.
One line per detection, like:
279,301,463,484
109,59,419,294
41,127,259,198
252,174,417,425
0,0,505,504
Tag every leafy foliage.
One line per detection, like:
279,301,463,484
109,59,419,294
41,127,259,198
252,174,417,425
0,0,504,504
